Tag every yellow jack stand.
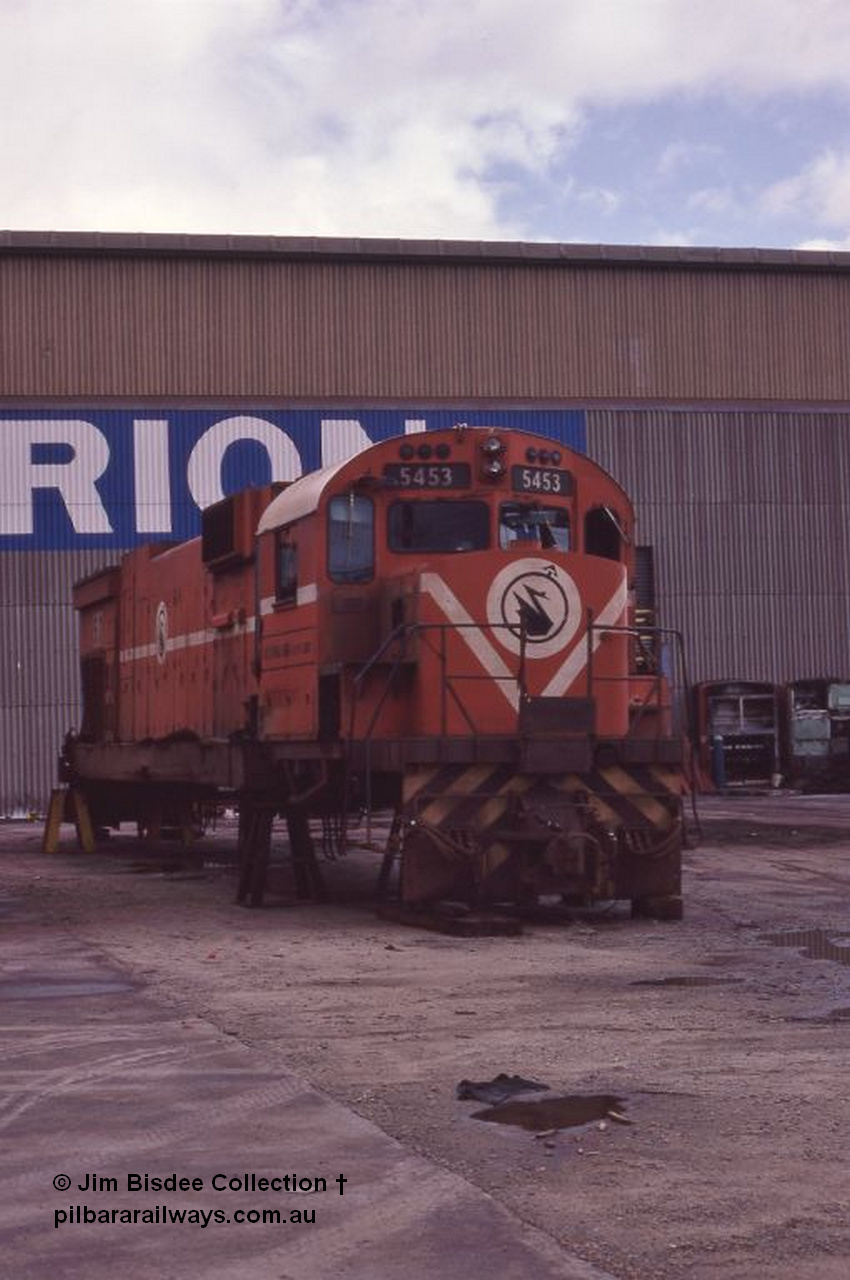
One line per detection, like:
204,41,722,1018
42,788,96,855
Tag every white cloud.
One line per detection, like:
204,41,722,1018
797,236,850,250
687,187,736,215
762,150,850,231
2,1,850,240
657,142,726,179
644,226,698,247
574,184,622,217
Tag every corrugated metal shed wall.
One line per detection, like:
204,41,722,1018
5,250,850,401
0,550,115,814
587,409,850,683
3,236,850,809
6,406,848,812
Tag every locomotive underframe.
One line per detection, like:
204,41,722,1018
63,731,684,920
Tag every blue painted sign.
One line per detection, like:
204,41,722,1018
0,409,586,550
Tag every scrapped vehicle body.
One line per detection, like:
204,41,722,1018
782,679,850,790
694,681,780,791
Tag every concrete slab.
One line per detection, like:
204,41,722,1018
0,888,610,1280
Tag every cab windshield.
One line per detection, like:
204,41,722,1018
388,500,490,553
499,503,569,551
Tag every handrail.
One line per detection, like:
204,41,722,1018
350,619,527,747
350,617,692,747
345,618,526,836
586,619,693,741
343,613,697,848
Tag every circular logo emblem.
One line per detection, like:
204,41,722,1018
486,559,580,658
155,601,168,665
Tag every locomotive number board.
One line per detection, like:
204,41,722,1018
511,465,574,496
383,462,472,489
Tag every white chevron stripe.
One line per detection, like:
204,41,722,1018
543,579,627,697
420,572,519,710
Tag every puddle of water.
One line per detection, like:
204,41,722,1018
764,929,850,966
631,976,742,988
472,1093,625,1131
0,980,133,1000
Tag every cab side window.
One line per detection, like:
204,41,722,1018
328,495,374,582
584,506,622,561
276,529,298,604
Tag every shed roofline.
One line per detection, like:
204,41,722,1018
1,229,849,274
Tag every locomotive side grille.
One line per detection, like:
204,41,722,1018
202,496,236,564
79,654,107,740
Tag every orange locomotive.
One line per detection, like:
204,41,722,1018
67,425,685,918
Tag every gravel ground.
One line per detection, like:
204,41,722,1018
3,794,850,1279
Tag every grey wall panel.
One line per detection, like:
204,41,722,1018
587,409,850,685
5,409,850,809
0,704,78,818
1,605,78,705
0,550,117,814
0,549,116,602
660,593,850,687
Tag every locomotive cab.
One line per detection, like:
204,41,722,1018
254,426,636,748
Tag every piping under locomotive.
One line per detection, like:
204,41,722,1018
64,424,686,920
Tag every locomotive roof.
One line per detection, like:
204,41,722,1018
256,459,350,534
256,427,633,536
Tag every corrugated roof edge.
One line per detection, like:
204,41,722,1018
0,229,847,272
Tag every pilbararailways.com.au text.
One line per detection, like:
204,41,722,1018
56,1204,320,1229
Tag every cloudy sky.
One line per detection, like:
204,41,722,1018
3,0,850,250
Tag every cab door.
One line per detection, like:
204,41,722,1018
258,522,320,740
